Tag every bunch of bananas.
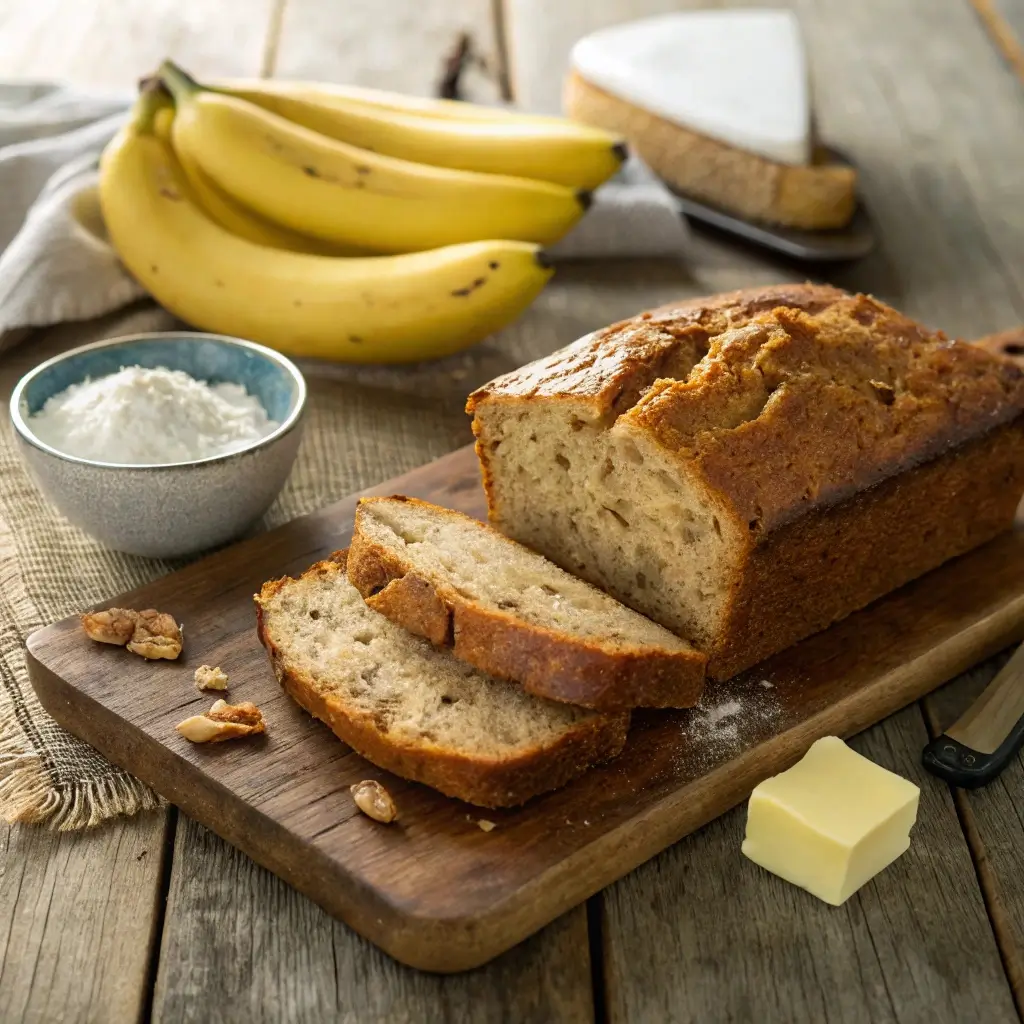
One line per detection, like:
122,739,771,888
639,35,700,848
97,63,626,364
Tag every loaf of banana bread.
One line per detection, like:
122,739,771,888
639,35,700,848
467,284,1024,680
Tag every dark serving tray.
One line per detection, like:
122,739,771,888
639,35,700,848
674,191,876,262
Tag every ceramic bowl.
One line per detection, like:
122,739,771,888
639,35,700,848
10,332,307,559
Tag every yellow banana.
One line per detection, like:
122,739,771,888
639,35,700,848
217,81,625,190
152,98,352,256
98,93,553,364
160,63,588,254
213,76,571,125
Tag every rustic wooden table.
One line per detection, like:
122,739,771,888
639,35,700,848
1,1,1023,1021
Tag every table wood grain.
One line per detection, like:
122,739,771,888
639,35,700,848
1,0,1024,1019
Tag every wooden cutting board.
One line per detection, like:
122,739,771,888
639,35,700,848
25,445,1024,973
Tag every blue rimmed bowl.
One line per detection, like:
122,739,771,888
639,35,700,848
10,332,307,559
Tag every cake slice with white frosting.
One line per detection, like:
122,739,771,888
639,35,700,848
564,9,857,230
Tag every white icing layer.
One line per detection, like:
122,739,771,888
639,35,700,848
571,9,811,166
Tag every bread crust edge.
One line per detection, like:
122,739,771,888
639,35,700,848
706,417,1024,678
254,555,630,808
348,499,705,711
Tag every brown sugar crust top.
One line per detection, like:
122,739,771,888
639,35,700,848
469,284,1024,533
467,284,849,420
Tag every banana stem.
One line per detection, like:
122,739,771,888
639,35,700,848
130,85,173,134
159,60,203,102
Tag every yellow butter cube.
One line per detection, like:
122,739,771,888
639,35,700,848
741,736,920,905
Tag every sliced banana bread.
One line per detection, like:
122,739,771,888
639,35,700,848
468,284,1024,680
346,496,706,711
255,552,629,808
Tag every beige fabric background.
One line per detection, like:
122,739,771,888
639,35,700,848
0,260,699,829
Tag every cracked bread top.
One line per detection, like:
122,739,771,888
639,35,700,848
468,283,1024,533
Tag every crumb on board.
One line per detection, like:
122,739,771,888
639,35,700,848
127,610,183,660
80,608,136,646
194,664,229,691
477,819,496,833
81,607,182,660
176,699,264,743
351,780,398,823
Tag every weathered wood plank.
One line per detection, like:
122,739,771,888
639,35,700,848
271,0,504,101
503,0,688,113
151,815,594,1024
0,0,277,88
0,808,171,1024
924,654,1024,1016
600,707,1018,1023
787,0,1024,333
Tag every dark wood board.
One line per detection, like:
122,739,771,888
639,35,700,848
24,445,1024,972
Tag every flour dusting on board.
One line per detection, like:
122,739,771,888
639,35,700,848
690,698,743,743
672,678,784,776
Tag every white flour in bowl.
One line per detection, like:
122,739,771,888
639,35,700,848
28,365,278,465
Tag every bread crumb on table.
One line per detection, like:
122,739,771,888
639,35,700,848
81,606,182,660
351,780,398,823
176,699,265,743
80,608,137,646
194,664,229,691
477,819,496,832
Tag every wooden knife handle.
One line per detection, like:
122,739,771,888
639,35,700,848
923,643,1024,788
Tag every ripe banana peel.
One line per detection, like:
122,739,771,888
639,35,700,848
152,101,350,256
212,77,575,125
160,62,589,254
220,83,625,190
99,92,553,364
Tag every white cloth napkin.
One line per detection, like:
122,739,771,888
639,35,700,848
0,81,688,345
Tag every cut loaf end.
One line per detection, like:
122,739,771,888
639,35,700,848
469,284,1024,680
470,400,734,657
346,496,706,711
255,552,629,808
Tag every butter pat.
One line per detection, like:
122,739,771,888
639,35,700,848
742,737,920,905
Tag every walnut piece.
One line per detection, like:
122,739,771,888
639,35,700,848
126,609,182,660
350,780,398,823
176,699,265,743
81,608,138,646
194,664,229,691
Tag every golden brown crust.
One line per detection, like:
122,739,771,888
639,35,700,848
707,418,1024,678
467,283,847,419
472,285,1024,534
346,546,451,646
972,328,1024,367
628,295,1024,532
254,554,630,808
347,497,706,711
564,71,857,230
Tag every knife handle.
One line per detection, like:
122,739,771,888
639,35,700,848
923,643,1024,788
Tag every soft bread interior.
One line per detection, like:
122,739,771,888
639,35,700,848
259,561,600,757
474,401,738,649
359,498,697,653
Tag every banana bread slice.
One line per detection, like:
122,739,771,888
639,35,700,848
255,552,628,808
347,496,705,711
468,284,1024,680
